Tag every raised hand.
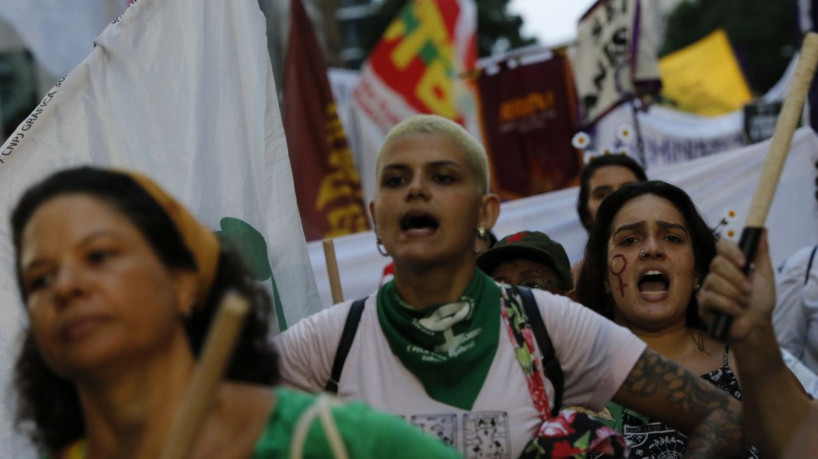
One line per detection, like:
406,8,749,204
697,232,775,342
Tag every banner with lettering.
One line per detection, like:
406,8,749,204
347,0,478,203
0,0,321,454
307,128,818,310
476,52,582,199
574,0,661,126
590,52,798,167
283,0,370,241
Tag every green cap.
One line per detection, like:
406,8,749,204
477,230,573,291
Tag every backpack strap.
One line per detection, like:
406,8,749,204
517,286,564,417
805,245,817,286
325,297,367,394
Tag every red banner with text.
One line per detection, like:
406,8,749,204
283,0,370,241
477,53,582,200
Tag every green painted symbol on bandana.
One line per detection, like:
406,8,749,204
216,217,287,330
377,270,500,409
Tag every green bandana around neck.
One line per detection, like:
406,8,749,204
377,269,500,410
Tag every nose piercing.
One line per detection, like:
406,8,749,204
640,250,648,258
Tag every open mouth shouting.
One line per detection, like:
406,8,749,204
638,270,670,301
400,210,439,237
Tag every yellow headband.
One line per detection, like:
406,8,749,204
124,171,219,305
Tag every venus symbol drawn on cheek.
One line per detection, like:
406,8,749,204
610,254,628,297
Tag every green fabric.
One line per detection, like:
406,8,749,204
376,269,501,410
253,388,459,458
44,388,457,459
600,401,649,434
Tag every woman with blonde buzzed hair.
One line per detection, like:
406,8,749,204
277,114,748,458
376,114,491,195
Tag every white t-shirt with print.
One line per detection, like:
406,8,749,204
275,287,646,459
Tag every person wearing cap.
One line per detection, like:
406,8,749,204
477,231,573,297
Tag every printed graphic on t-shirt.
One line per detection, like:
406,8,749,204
464,411,511,458
409,411,511,459
625,422,686,458
411,414,458,448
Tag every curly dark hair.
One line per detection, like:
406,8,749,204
576,181,716,330
576,154,647,232
11,166,279,453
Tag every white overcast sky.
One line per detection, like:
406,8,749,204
508,0,599,47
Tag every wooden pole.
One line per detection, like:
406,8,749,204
159,291,249,459
323,238,344,304
709,32,818,339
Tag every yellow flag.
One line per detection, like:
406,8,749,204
659,29,752,116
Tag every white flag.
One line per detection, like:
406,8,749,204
0,0,130,77
0,0,321,454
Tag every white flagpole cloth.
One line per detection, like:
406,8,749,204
0,0,320,454
0,0,130,78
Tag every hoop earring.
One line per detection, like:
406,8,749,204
376,236,389,257
473,226,489,253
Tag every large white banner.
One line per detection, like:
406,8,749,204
0,0,320,455
592,53,799,167
0,0,130,78
308,128,818,309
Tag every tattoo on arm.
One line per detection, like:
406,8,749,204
622,349,726,413
621,349,745,458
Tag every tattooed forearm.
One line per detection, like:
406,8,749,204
619,349,745,458
684,405,745,459
622,349,726,414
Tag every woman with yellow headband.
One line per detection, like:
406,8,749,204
10,166,458,458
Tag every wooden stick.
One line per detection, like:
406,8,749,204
323,238,344,304
745,33,818,227
159,291,249,459
709,32,818,339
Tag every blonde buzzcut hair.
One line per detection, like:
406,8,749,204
376,114,490,194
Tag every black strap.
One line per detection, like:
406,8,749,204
325,297,367,394
324,290,566,416
805,246,817,286
517,286,564,417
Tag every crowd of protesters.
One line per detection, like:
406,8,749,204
9,114,818,458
